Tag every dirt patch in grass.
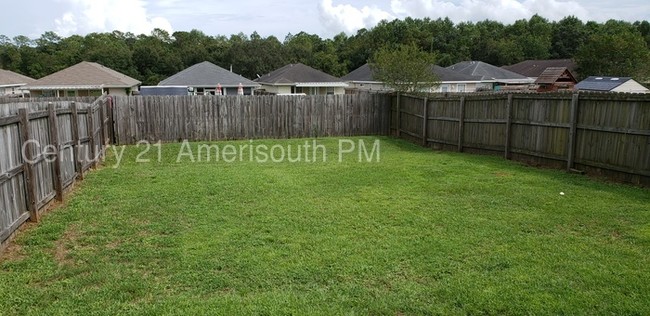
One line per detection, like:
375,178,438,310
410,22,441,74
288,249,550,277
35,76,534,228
0,242,27,262
53,224,82,266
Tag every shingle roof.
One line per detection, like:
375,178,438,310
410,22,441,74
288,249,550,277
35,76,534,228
534,67,577,84
342,63,483,82
432,65,484,82
576,76,631,91
0,69,36,85
447,61,532,83
341,64,375,81
503,59,577,78
26,61,140,89
255,63,343,85
159,61,259,87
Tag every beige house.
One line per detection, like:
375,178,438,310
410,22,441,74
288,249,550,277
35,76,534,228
342,63,490,93
26,61,141,97
0,69,35,97
576,76,649,94
255,63,347,95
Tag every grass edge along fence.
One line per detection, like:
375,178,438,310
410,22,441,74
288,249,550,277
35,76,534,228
0,96,112,246
391,92,650,185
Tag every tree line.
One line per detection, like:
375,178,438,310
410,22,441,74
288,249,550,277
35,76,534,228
1,15,649,85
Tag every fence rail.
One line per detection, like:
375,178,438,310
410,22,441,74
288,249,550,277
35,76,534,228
392,92,650,185
0,97,111,244
112,94,391,145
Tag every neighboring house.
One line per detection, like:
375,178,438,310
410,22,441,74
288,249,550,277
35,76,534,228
576,76,650,94
26,61,140,97
0,69,35,97
341,64,391,92
447,61,534,91
430,65,490,93
255,63,347,95
158,61,260,95
503,59,578,80
534,67,578,92
342,63,489,93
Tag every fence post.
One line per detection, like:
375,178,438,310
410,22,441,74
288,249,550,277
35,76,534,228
87,105,97,169
98,98,106,159
458,96,466,152
567,93,580,171
19,109,39,222
505,94,514,159
70,102,84,180
395,92,401,137
422,97,428,146
48,103,64,202
108,96,115,144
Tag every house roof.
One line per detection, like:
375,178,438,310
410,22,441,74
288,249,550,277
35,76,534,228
432,65,484,82
341,64,375,82
342,63,483,82
534,67,577,84
159,61,259,87
575,76,632,91
26,61,140,90
0,69,36,86
503,59,577,78
255,63,345,85
447,61,533,83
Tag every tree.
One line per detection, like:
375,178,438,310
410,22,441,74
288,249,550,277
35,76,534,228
369,44,439,94
575,29,650,80
551,16,587,58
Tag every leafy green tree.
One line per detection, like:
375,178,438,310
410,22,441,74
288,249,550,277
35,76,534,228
369,44,439,94
132,30,181,84
575,29,650,80
551,16,587,58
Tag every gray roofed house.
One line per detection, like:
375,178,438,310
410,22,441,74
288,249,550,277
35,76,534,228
158,61,260,96
255,63,347,95
576,76,649,94
0,69,35,96
25,61,141,97
447,61,534,85
342,63,490,93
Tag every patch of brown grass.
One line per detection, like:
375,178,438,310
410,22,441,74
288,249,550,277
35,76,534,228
53,224,82,266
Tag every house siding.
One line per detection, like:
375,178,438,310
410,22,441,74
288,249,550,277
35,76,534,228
612,80,650,94
346,82,391,92
1,86,16,96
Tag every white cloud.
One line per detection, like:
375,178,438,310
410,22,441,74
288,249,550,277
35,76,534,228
319,0,591,35
394,0,588,23
319,0,395,35
54,0,173,36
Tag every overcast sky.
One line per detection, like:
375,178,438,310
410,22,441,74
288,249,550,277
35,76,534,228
1,0,648,40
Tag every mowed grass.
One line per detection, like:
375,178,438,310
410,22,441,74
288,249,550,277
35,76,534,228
1,137,649,315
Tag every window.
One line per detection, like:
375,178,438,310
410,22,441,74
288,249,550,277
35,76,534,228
327,87,335,95
458,84,466,92
440,85,449,93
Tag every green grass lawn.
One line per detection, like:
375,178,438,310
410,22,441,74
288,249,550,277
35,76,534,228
1,137,649,315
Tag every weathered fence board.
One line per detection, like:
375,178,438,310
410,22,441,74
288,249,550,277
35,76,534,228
0,97,112,245
112,94,392,145
392,92,650,185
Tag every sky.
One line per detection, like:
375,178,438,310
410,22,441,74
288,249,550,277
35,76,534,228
1,0,648,40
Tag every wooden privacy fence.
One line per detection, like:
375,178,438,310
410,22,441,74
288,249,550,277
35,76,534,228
112,93,391,145
392,92,650,184
0,96,112,243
